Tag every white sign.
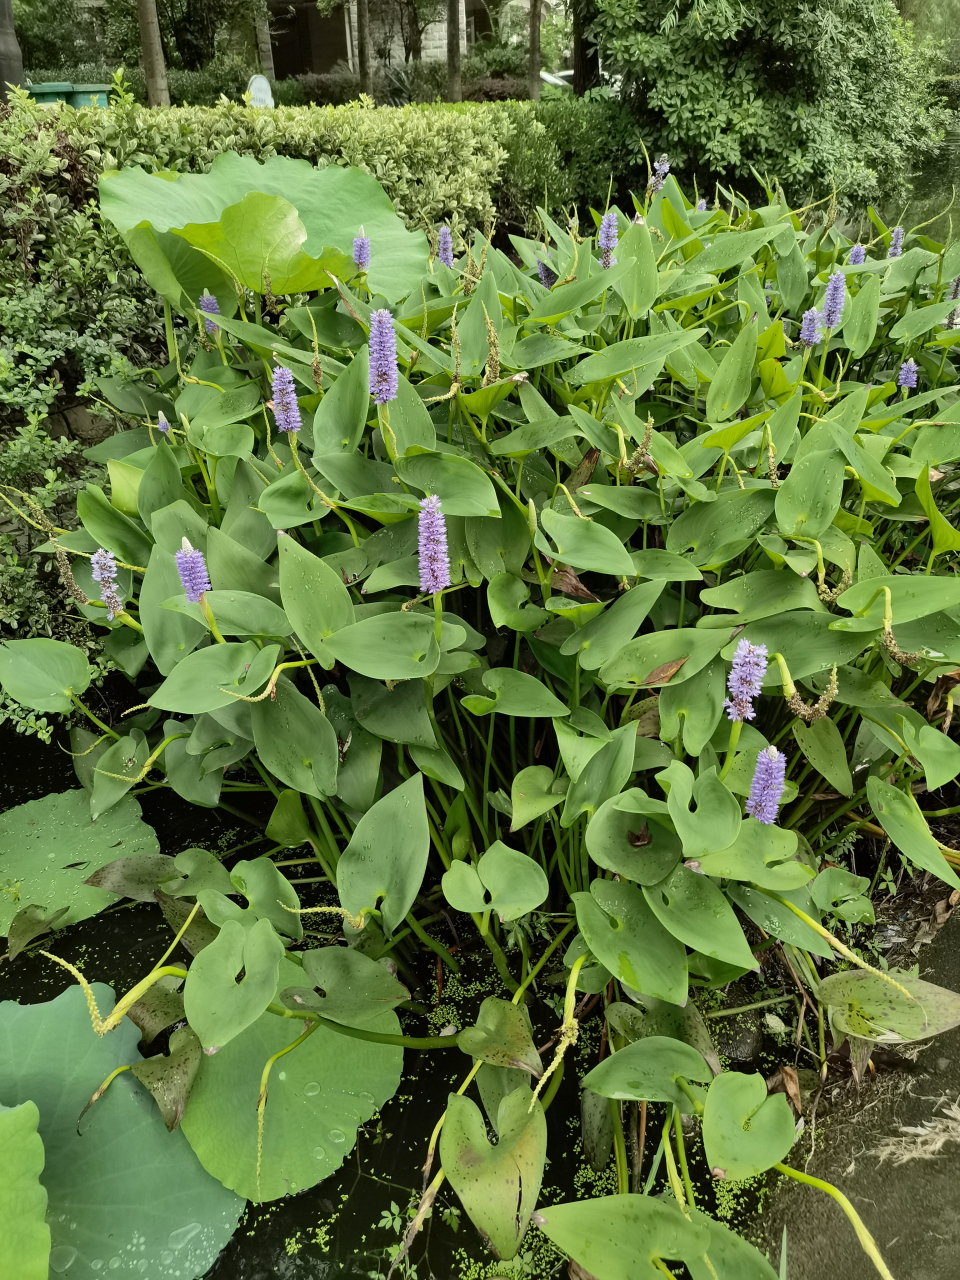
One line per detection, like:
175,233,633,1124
246,75,275,108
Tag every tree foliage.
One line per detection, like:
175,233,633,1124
590,0,950,205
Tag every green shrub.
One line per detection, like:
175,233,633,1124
590,0,950,205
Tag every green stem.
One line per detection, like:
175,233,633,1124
69,693,120,740
265,1004,460,1050
674,1108,696,1207
611,1099,630,1194
774,1164,894,1280
405,911,459,974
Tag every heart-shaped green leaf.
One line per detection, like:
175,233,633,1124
702,1071,796,1180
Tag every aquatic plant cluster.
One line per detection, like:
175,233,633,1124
4,152,960,1279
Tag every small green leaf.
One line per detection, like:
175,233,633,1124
510,766,567,830
643,864,758,970
183,917,284,1053
148,642,280,713
536,1194,709,1279
337,774,429,933
793,717,853,796
251,678,338,801
0,639,92,715
573,879,688,1004
440,1088,547,1260
458,997,542,1075
442,842,548,920
866,777,960,888
582,1035,710,1110
705,313,758,421
702,1071,796,1180
539,507,636,577
321,612,439,680
698,820,813,891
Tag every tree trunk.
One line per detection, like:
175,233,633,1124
0,0,23,96
572,0,600,95
528,0,542,100
446,0,461,101
136,0,170,107
256,10,275,79
356,0,372,94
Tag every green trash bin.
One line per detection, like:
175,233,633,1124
28,82,73,105
68,84,111,108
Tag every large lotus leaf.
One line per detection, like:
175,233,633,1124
440,1087,546,1260
0,985,243,1278
702,1071,796,1180
0,790,159,936
535,1194,709,1279
582,1035,711,1111
99,154,428,303
0,638,92,715
0,1102,49,1279
337,774,429,933
643,863,758,970
573,879,688,1004
175,192,350,294
181,959,402,1201
818,968,960,1043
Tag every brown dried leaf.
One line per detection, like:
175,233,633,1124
926,669,960,721
627,824,652,848
623,695,660,738
130,1026,202,1131
551,565,601,602
566,447,601,494
767,1063,803,1115
641,657,688,686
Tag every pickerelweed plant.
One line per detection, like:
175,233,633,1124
5,156,960,1279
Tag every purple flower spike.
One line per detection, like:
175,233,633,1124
438,226,454,269
418,494,451,595
898,358,919,389
157,412,170,434
599,211,618,270
537,259,558,289
799,308,823,347
746,746,787,825
91,547,123,620
199,291,220,334
368,309,399,406
650,155,670,194
888,227,904,258
848,244,866,266
821,271,845,330
271,365,301,433
353,226,370,271
695,198,707,212
723,639,768,722
176,538,211,604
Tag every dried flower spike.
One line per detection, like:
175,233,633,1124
369,309,399,406
438,226,454,269
848,244,866,266
799,309,823,347
723,639,768,722
176,538,211,604
888,227,904,258
353,227,370,271
821,272,846,330
746,746,786,825
418,495,451,595
271,365,301,433
199,291,220,333
898,359,918,389
598,212,618,270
